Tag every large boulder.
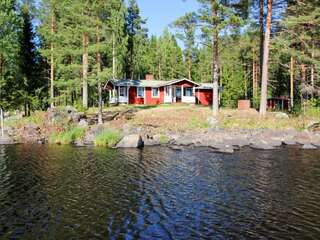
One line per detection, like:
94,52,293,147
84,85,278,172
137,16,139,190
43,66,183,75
116,134,144,148
302,144,317,150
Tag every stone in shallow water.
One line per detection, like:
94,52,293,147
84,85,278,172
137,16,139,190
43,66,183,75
169,145,184,151
283,140,297,145
214,147,234,154
302,144,317,150
116,134,144,148
250,144,275,150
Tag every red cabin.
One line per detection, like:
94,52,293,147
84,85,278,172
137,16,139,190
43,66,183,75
104,77,214,106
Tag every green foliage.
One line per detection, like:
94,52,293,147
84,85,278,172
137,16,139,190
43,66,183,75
49,127,86,145
94,129,122,147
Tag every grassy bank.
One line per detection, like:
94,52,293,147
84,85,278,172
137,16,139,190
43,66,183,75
94,129,122,147
49,127,86,144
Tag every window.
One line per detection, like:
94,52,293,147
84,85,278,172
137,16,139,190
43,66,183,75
183,87,193,97
152,88,159,98
137,87,144,98
165,86,170,96
119,86,126,97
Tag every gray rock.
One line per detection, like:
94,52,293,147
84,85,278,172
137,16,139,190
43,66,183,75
250,143,275,150
214,147,234,154
144,135,161,146
116,134,144,148
275,112,289,119
207,117,219,127
169,145,184,151
283,140,297,145
78,119,88,127
307,121,320,132
302,144,317,150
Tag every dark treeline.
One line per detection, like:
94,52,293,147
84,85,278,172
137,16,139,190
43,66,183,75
0,0,319,115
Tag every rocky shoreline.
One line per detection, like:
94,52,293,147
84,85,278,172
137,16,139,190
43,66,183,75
1,125,320,153
1,107,319,153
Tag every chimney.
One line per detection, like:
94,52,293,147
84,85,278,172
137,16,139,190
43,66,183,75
146,74,154,80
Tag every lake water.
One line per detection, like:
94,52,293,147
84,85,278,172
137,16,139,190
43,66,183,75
0,144,320,239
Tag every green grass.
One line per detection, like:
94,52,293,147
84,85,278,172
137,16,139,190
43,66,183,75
187,117,210,130
94,129,122,147
49,127,86,144
4,111,46,129
159,134,169,144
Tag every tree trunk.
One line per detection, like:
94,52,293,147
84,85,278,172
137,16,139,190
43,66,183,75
259,0,264,80
212,2,219,116
300,63,306,105
188,54,192,80
82,33,89,109
50,13,56,108
290,56,294,109
311,42,314,98
259,0,272,115
112,32,116,79
96,27,103,125
252,48,257,99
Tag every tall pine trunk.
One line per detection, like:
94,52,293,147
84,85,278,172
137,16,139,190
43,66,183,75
311,42,315,98
50,13,56,108
96,27,103,125
259,0,272,115
290,56,294,109
82,33,89,109
112,32,116,79
300,63,306,105
188,54,192,80
212,1,219,116
259,0,264,80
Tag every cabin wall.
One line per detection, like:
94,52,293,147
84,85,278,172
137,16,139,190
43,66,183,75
145,87,164,104
196,89,213,106
129,87,144,104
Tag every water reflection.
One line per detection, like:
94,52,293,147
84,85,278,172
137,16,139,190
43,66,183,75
0,145,319,239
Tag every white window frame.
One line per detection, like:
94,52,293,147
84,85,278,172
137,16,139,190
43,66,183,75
165,86,170,96
183,87,193,97
119,86,127,97
137,87,145,98
152,87,159,98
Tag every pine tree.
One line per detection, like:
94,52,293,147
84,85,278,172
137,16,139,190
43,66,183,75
125,0,148,79
172,12,197,80
197,0,243,115
0,0,20,109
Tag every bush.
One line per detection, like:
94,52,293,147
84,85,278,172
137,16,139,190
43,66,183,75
49,127,86,144
94,129,122,147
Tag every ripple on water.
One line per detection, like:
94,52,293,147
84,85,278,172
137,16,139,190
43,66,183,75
0,144,319,239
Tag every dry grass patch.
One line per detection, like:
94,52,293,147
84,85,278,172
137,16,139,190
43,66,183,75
130,104,211,133
218,109,307,130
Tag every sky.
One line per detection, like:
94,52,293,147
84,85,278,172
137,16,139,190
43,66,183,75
136,0,200,37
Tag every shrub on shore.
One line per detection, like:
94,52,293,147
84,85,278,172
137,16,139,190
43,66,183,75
94,129,122,147
49,127,86,144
